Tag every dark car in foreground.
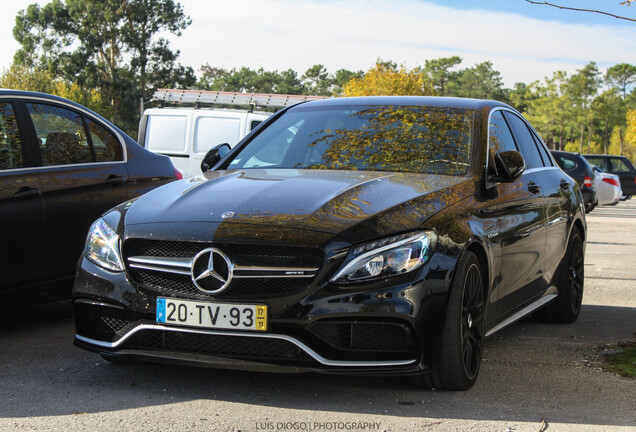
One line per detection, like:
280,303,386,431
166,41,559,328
550,150,597,213
0,89,180,308
73,97,586,390
583,154,636,199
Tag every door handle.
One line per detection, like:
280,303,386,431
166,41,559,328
528,181,541,194
14,187,41,199
105,175,126,186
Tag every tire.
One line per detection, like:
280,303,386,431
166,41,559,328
534,226,584,324
414,251,485,390
584,202,595,213
100,354,146,365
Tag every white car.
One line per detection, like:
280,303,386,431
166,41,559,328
592,166,622,205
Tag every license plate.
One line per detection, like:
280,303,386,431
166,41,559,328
156,298,268,331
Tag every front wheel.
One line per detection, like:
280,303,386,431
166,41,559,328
415,251,485,390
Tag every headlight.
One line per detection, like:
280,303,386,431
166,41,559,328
84,218,124,272
331,231,436,284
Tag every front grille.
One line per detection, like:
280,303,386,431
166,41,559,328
123,239,324,300
131,269,310,299
309,321,417,354
123,330,316,364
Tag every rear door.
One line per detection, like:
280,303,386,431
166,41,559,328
608,157,636,196
142,111,190,176
24,101,128,282
0,100,44,291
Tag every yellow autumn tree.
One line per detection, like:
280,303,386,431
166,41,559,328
343,60,434,97
623,109,636,160
1,64,110,119
0,64,54,93
52,81,110,118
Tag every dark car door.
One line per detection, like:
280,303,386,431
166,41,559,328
504,112,569,286
608,157,636,196
0,101,44,292
486,109,546,321
22,101,128,282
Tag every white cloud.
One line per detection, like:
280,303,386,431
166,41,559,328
2,0,636,87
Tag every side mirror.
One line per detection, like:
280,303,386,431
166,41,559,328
201,143,231,172
490,150,525,183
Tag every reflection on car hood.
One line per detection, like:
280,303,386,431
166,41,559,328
124,169,473,241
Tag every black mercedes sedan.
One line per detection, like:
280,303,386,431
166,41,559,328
73,97,586,390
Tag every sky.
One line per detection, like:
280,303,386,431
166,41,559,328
1,0,636,88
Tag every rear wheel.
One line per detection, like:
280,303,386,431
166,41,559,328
414,251,485,390
535,226,584,323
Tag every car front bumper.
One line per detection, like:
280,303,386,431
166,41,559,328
72,253,455,375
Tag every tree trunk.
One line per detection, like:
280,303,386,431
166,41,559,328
579,124,584,153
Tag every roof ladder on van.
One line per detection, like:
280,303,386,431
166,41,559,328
153,89,330,109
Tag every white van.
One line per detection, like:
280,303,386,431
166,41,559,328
138,107,270,177
138,90,328,178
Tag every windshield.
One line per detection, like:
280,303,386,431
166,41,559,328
228,105,474,176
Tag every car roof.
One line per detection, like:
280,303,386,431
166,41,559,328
294,96,509,111
0,88,98,113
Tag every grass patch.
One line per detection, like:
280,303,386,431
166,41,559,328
603,342,636,378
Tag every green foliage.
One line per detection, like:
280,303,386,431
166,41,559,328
423,56,462,96
197,64,361,97
12,0,195,134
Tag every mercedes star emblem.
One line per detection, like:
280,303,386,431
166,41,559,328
190,248,233,294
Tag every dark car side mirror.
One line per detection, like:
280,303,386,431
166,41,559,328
489,150,525,184
201,143,231,172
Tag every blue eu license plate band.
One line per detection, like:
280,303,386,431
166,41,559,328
156,298,166,323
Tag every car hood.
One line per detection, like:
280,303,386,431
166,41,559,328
123,169,473,242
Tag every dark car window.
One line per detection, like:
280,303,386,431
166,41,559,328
554,154,577,171
488,111,517,154
229,105,474,176
27,103,93,166
503,112,543,168
609,157,634,173
584,156,605,171
250,120,263,131
531,131,553,167
86,118,123,162
0,102,23,169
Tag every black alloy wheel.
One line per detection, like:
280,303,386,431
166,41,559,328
534,226,584,323
414,251,485,390
460,262,485,380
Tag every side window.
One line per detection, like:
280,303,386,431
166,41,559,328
503,112,544,169
488,111,517,154
584,156,604,170
27,103,92,166
530,131,553,167
86,118,123,162
145,115,187,153
0,102,23,169
250,120,263,131
555,155,576,171
610,158,632,173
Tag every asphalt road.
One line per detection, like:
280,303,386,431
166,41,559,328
1,202,635,432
